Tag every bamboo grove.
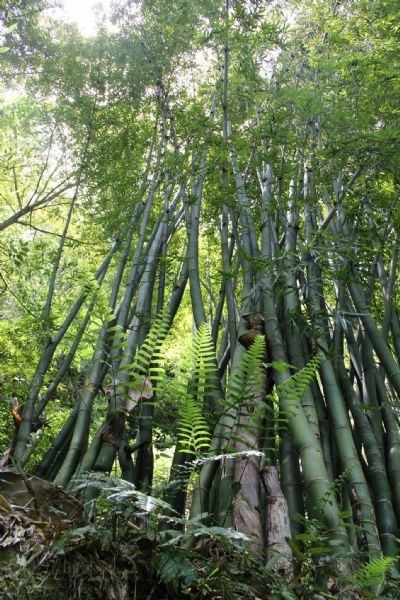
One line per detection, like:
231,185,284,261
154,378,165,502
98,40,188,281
1,0,400,583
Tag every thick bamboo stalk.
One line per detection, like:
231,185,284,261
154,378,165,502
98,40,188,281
261,466,293,574
43,190,77,332
381,238,399,342
348,279,400,399
338,358,398,556
359,330,385,455
375,372,400,526
232,334,266,555
305,262,381,557
220,36,237,355
53,325,111,487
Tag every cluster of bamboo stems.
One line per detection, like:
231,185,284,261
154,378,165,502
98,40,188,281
4,33,400,568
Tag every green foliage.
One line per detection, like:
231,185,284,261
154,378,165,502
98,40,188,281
1,0,400,596
117,311,170,400
59,472,294,599
351,555,396,591
50,472,400,600
168,323,213,455
287,516,350,598
222,343,320,459
320,464,356,510
177,394,211,455
218,334,267,448
228,334,266,400
284,514,399,599
273,354,321,414
130,312,170,377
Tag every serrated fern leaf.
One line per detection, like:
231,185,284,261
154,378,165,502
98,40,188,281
130,311,170,379
118,311,169,400
273,354,321,418
178,395,211,455
226,335,266,402
218,335,267,444
352,556,395,587
174,323,214,456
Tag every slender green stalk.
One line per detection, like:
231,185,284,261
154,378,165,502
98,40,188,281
13,236,122,464
35,401,79,478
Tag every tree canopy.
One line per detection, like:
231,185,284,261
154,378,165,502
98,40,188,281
1,1,400,598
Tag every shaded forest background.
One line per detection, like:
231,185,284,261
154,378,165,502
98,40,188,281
0,1,400,598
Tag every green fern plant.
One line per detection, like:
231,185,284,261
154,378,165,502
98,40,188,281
218,334,267,450
218,339,320,454
177,395,211,455
319,463,356,511
272,354,321,415
265,354,321,441
117,311,170,403
351,555,395,589
167,323,214,456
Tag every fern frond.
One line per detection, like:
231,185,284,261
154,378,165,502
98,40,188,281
352,556,395,587
177,395,211,455
273,354,321,419
225,335,266,403
118,311,170,400
130,311,170,379
217,335,267,445
174,323,214,456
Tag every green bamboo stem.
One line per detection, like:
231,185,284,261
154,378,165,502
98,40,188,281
53,325,110,488
375,371,400,526
338,358,398,556
35,401,79,478
279,429,304,538
220,36,237,357
43,190,77,333
33,270,107,422
380,238,399,342
118,430,136,483
13,236,122,464
88,221,166,477
303,168,379,556
216,335,247,527
220,206,237,356
359,329,385,456
348,278,400,400
376,252,400,362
